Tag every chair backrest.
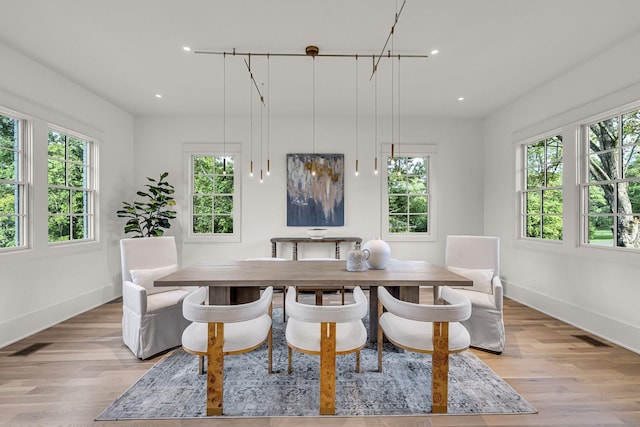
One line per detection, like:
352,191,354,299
378,286,471,323
445,235,500,275
285,286,368,323
120,236,178,282
183,286,273,323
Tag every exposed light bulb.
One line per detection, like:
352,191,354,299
182,46,191,52
430,49,439,55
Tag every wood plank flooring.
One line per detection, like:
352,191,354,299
1,290,639,426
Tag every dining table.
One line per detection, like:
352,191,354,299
155,258,472,343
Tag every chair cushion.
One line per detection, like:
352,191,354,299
146,288,190,313
448,266,493,294
130,264,178,295
379,312,470,352
454,288,498,310
181,314,272,354
285,318,367,353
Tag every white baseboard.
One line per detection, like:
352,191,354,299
0,283,121,350
504,280,640,355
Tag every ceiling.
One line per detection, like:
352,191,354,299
1,0,640,119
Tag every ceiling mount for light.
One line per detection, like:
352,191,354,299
305,45,319,57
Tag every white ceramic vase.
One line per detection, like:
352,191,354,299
362,239,391,269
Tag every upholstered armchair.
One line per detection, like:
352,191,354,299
445,235,505,353
285,285,368,415
181,286,273,416
119,236,191,359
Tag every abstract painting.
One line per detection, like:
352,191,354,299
286,153,344,226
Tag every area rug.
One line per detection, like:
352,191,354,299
98,309,535,419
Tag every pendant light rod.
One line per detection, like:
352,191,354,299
371,0,407,80
243,55,266,106
194,49,425,60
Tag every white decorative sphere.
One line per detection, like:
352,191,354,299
363,239,391,269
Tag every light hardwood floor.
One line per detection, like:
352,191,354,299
1,290,639,427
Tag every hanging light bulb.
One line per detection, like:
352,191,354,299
374,59,379,175
354,60,359,177
222,52,227,175
311,56,316,177
266,54,271,176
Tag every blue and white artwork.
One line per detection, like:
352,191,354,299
286,153,344,226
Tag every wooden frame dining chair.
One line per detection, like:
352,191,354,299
285,285,368,415
377,285,471,413
181,286,273,416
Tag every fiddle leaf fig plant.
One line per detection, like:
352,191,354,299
117,172,177,237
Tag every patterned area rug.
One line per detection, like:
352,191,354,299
98,309,535,419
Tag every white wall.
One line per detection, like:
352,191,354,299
0,41,134,348
134,113,484,267
484,32,640,353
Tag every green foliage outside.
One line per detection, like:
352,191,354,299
387,156,428,233
0,115,18,248
117,172,177,238
48,130,91,242
587,109,640,248
192,156,234,234
525,136,563,240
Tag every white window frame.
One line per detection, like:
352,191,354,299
47,126,97,245
579,103,640,252
183,143,242,243
518,131,564,243
381,143,437,242
0,108,30,252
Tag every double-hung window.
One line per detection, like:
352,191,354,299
382,145,436,241
581,107,640,250
185,143,241,242
47,128,96,243
0,112,28,251
521,135,563,241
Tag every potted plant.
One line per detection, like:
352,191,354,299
117,172,177,237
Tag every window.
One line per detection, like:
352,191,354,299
190,154,239,239
47,129,95,243
0,112,28,250
582,108,640,250
383,154,431,239
521,135,563,241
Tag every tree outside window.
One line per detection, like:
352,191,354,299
47,129,94,243
386,156,429,234
0,113,26,250
522,135,563,241
192,155,235,235
584,108,640,249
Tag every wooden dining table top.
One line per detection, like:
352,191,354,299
155,258,472,289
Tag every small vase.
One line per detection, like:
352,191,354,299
346,242,370,272
363,239,391,269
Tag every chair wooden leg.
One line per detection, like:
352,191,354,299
377,301,384,372
206,323,224,416
287,346,293,374
431,321,450,414
319,322,336,415
355,350,360,373
268,326,273,374
198,355,204,375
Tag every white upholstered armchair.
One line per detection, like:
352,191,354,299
445,235,505,353
120,236,191,359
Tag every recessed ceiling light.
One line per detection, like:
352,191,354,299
182,46,191,52
457,97,465,101
430,49,439,55
155,94,163,99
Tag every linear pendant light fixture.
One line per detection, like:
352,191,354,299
187,0,424,175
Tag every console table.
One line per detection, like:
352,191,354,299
270,236,362,260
